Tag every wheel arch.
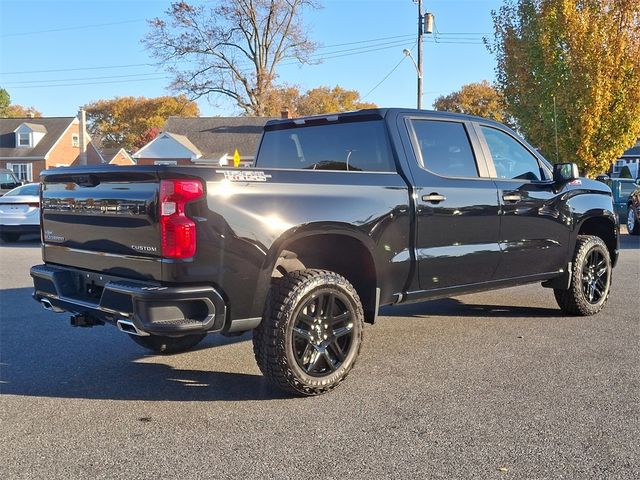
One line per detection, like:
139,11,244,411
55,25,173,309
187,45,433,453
575,214,619,267
254,223,380,324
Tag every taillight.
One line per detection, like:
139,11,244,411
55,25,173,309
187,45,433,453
159,179,204,258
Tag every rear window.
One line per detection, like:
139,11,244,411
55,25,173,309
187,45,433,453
256,120,396,172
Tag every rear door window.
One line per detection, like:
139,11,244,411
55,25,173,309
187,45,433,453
256,120,395,172
481,126,543,181
410,120,479,178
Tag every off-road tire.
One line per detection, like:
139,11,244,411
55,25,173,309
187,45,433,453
0,233,20,242
253,269,364,396
554,235,612,316
130,333,207,354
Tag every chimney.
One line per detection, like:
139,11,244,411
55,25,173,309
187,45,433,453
78,107,88,165
281,107,291,119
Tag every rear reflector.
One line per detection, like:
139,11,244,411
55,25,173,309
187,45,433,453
159,179,204,259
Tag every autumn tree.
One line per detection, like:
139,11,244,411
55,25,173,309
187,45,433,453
0,87,42,118
433,81,509,124
263,85,376,116
85,95,199,151
144,0,318,116
489,0,640,175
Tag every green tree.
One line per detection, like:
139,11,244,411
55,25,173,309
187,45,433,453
489,0,640,175
144,0,318,116
433,81,509,124
0,88,9,116
263,85,376,116
85,95,199,151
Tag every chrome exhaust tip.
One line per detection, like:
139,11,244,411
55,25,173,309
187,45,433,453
116,319,150,337
40,298,64,313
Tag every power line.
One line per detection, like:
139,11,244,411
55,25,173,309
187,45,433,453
0,19,147,38
362,45,416,100
1,71,165,86
8,77,170,89
0,63,153,76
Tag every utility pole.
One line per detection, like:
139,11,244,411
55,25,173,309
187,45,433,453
414,2,433,109
417,0,423,109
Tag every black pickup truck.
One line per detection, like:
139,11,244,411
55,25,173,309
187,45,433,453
31,109,619,395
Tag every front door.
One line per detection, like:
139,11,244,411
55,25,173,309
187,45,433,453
476,124,569,279
404,117,502,290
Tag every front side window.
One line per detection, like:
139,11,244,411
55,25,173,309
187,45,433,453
256,119,395,172
481,126,542,181
410,120,479,178
18,132,30,147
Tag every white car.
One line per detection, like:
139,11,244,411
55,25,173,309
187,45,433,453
0,183,40,242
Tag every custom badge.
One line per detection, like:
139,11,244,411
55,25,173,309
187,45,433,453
217,170,272,182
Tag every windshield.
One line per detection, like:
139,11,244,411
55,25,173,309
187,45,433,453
5,183,39,196
256,119,396,172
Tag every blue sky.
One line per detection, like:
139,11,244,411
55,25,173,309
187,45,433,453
0,0,502,117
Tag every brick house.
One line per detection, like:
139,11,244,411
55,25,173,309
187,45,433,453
133,116,276,167
0,115,90,181
87,146,135,166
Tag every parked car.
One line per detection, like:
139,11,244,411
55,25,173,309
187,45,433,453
31,109,619,396
627,186,640,235
0,183,40,242
595,176,639,224
0,168,22,196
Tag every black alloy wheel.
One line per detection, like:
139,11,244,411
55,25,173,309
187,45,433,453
581,249,608,305
291,290,354,376
554,235,612,316
253,269,364,396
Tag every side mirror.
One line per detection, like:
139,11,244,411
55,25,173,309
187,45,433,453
553,163,579,183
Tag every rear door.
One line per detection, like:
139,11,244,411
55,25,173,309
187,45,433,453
402,115,502,290
474,123,569,279
41,167,163,280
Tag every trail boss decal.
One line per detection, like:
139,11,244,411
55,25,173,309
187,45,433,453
217,170,272,182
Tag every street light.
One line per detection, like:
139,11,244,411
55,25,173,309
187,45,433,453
403,49,422,79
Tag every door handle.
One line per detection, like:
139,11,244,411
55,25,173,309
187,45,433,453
422,193,446,203
502,193,522,202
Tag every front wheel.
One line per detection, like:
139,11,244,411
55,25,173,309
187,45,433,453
253,269,364,396
130,333,207,354
554,235,612,316
627,206,640,235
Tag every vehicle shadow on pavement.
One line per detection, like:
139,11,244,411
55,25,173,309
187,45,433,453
381,298,561,318
0,287,292,402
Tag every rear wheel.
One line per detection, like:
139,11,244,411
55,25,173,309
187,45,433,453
627,206,639,235
253,269,364,396
0,233,20,242
129,333,206,354
554,235,612,316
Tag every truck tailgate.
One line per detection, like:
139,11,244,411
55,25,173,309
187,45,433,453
41,167,162,280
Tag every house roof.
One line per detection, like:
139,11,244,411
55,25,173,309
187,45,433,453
163,116,276,159
621,139,640,157
99,147,134,164
0,117,76,159
19,122,48,133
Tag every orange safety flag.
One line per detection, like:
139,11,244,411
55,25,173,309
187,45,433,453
233,148,241,167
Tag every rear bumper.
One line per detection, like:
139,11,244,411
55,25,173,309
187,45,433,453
0,224,40,234
30,264,227,336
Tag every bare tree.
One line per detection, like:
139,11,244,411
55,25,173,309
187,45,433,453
144,0,318,115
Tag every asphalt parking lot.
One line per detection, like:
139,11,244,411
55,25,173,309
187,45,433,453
1,233,638,479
